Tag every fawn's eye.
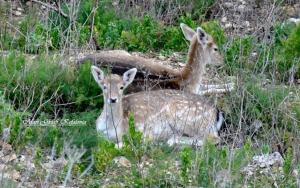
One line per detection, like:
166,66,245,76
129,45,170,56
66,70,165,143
214,48,218,51
103,85,107,90
120,86,124,90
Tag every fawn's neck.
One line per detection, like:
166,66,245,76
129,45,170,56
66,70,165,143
103,102,123,124
98,98,124,143
178,36,206,92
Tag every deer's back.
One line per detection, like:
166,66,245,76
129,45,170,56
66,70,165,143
122,90,217,138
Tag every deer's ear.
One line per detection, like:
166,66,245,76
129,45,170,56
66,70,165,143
91,66,105,86
180,23,196,41
123,68,137,87
196,27,209,47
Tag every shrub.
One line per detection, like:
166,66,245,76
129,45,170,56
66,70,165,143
0,53,102,116
284,147,293,177
93,139,119,172
180,147,192,183
201,20,226,47
122,113,144,160
224,36,254,74
0,90,23,146
278,24,300,80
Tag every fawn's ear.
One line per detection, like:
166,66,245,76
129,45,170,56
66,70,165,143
123,68,137,88
196,27,209,47
91,66,105,86
180,23,196,41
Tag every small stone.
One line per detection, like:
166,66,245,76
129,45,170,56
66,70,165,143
18,155,26,163
0,141,12,155
251,120,262,132
244,21,250,27
221,17,227,23
113,156,131,168
292,169,298,177
158,55,167,60
16,7,23,12
43,157,67,171
251,52,258,58
215,170,231,188
237,5,246,12
26,1,32,6
13,11,22,16
284,6,297,17
224,23,233,29
224,2,233,8
0,164,21,181
2,128,11,143
112,1,119,6
178,63,185,67
1,153,17,163
288,18,300,25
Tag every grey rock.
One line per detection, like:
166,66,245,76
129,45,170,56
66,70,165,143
241,152,284,177
113,156,131,168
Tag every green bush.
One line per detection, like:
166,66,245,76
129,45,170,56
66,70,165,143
0,0,220,53
95,15,188,52
278,24,300,79
122,113,144,160
284,147,293,177
93,139,120,172
0,90,23,146
0,53,102,116
180,147,192,183
224,36,254,74
201,21,226,47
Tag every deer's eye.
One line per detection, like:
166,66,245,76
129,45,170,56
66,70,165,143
120,86,124,90
214,48,218,51
103,85,107,90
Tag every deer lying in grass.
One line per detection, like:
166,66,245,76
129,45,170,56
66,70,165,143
171,23,234,95
91,65,223,147
80,23,234,95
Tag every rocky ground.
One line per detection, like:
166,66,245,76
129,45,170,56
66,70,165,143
3,139,298,187
212,0,300,37
0,141,69,187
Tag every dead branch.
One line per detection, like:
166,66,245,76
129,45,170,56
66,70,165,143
30,0,69,18
75,50,182,80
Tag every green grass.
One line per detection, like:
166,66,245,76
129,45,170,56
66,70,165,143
0,0,300,187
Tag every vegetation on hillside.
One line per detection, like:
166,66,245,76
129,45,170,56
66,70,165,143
0,0,299,187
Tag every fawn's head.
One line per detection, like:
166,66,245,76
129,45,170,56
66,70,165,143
91,66,137,104
180,23,223,66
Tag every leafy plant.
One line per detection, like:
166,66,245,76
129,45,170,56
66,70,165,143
93,139,119,172
0,53,102,116
180,147,192,183
201,21,226,47
284,147,293,177
122,113,144,160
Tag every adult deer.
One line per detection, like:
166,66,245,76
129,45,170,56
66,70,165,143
91,66,223,147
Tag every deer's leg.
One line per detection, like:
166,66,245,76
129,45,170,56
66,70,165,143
198,82,235,95
199,82,235,90
167,133,221,147
167,135,204,147
114,142,124,149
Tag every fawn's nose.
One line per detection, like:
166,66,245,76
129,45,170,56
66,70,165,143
109,98,118,103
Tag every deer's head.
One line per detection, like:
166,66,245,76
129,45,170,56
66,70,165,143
91,66,137,104
180,23,223,66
